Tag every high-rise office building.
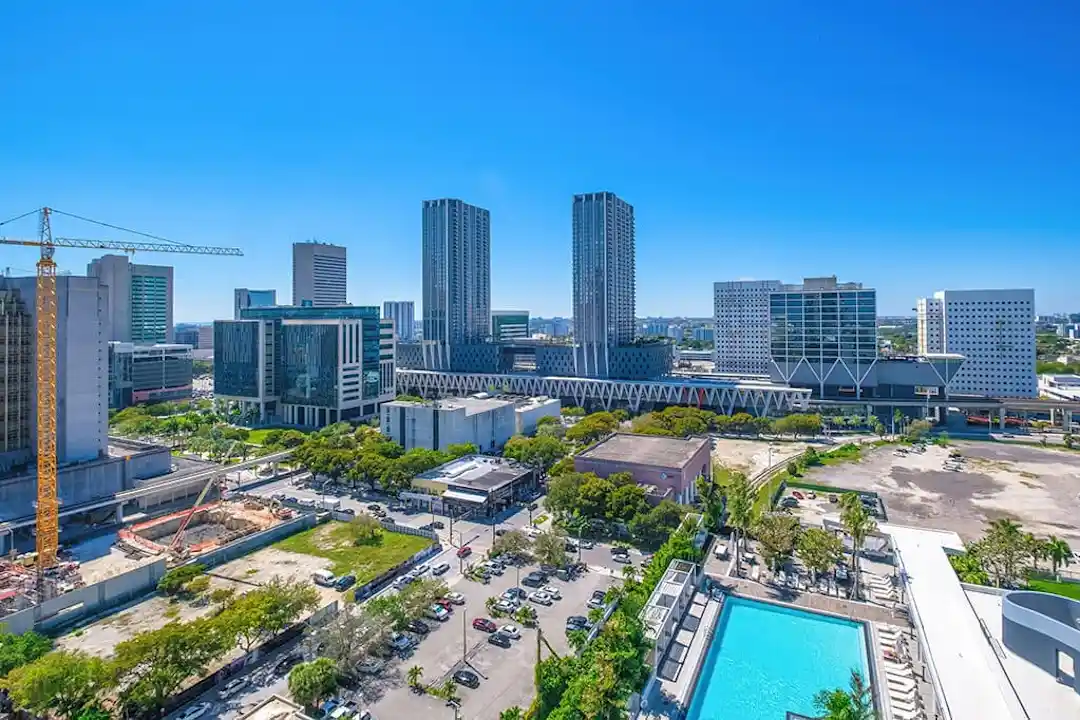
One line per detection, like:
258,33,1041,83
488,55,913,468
769,277,877,397
0,289,32,464
572,191,635,377
383,301,416,342
108,342,194,409
714,280,784,374
421,199,491,345
917,289,1036,398
292,242,347,307
234,288,278,319
492,310,529,341
0,276,109,466
88,254,174,344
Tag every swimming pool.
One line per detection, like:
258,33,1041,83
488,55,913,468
687,596,870,720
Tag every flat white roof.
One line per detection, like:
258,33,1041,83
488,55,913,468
385,395,514,415
966,588,1080,720
885,524,1026,720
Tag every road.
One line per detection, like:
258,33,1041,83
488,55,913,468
166,490,644,720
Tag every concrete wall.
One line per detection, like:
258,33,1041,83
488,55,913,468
1002,590,1080,695
188,512,318,571
0,558,167,635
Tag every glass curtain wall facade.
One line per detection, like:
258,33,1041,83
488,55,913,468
130,274,169,343
214,321,262,398
280,324,339,408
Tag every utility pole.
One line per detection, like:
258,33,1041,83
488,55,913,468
462,609,468,663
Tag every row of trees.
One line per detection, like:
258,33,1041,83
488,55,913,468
949,519,1075,588
629,407,825,439
0,577,318,719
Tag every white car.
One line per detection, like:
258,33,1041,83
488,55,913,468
528,591,553,606
499,624,521,639
177,703,212,720
445,591,465,605
414,563,430,575
541,586,561,600
484,562,504,576
431,562,451,576
494,599,517,614
220,677,248,698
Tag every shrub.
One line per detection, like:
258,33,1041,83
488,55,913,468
157,564,206,596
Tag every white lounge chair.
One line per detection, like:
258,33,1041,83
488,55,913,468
878,626,903,636
888,676,917,692
884,665,915,679
890,698,921,714
892,707,924,720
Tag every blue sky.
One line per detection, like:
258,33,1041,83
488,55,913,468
2,2,1077,321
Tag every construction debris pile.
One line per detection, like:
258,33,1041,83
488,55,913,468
117,498,293,563
0,553,85,616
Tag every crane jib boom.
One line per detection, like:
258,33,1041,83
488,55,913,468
0,207,244,575
168,475,222,552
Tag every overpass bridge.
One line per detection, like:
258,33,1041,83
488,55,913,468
0,449,295,541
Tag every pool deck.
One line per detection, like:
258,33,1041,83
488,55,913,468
884,523,1027,720
640,591,723,719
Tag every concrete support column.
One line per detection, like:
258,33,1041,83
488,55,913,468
114,504,124,524
999,411,1007,431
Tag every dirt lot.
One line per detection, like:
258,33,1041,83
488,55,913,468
57,546,341,658
792,441,1080,543
710,437,809,477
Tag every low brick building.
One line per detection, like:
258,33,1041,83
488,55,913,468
573,433,710,504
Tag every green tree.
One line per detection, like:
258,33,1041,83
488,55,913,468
840,494,878,600
1046,536,1074,580
892,408,904,435
1,650,113,719
532,529,570,568
629,500,684,548
949,550,990,585
565,412,618,444
813,670,876,720
753,512,802,571
871,417,886,438
545,472,584,519
491,529,533,561
797,527,844,581
406,664,424,689
1023,533,1049,572
350,513,384,544
208,586,236,612
500,707,525,720
561,406,586,417
288,658,339,709
113,617,233,715
974,518,1028,588
503,434,568,472
183,575,211,596
0,629,52,677
446,443,478,458
219,578,320,653
695,475,724,532
156,563,206,596
905,419,933,442
723,472,753,570
577,475,615,519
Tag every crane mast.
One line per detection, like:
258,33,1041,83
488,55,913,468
0,207,242,578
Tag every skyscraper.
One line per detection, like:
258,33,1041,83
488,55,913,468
917,289,1036,397
491,310,530,341
572,191,635,377
234,288,278,319
383,301,416,342
421,199,490,345
87,254,174,344
713,280,783,374
292,242,347,307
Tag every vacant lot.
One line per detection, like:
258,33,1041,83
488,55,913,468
273,521,432,581
711,437,809,477
796,441,1080,543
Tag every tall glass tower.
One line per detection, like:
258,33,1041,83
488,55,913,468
421,199,491,345
572,192,635,377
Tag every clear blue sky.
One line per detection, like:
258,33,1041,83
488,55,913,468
2,2,1077,321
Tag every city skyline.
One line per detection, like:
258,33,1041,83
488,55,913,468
2,4,1076,322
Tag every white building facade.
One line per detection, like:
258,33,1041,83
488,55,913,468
514,396,561,435
917,289,1036,398
380,396,517,453
713,280,783,374
916,297,944,354
422,199,491,345
572,191,635,378
87,254,174,344
292,242,347,307
383,301,416,343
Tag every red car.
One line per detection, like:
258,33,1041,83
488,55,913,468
456,546,472,558
435,599,454,611
472,617,497,633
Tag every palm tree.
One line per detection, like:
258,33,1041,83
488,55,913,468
813,670,876,720
893,408,904,436
1024,533,1048,572
723,473,753,573
566,512,589,564
406,665,424,691
500,708,525,720
1046,536,1074,580
840,494,878,601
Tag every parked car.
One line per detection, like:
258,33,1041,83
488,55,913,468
500,589,522,604
494,600,517,614
587,597,606,610
426,604,450,622
338,507,356,516
407,619,430,635
505,587,527,600
488,632,512,648
431,562,451,576
389,632,416,652
591,590,607,603
220,677,248,698
298,498,316,508
356,658,385,675
444,591,466,605
434,598,455,611
521,574,544,588
484,562,504,576
499,624,521,639
177,702,212,720
528,591,553,606
541,586,561,600
368,504,383,513
453,669,480,688
432,520,445,529
472,617,497,633
272,652,303,676
457,546,473,558
565,615,590,631
334,574,356,591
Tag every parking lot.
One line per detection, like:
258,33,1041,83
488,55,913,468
791,441,1080,543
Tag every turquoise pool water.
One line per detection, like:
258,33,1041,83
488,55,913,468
687,597,869,720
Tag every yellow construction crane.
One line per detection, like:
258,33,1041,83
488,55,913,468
0,207,243,571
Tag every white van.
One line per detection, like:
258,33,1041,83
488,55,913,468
320,498,342,511
312,569,336,587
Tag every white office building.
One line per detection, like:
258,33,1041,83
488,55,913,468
381,395,517,453
916,297,945,354
422,199,491,345
713,280,783,374
514,396,561,435
87,254,174,344
292,242,347,307
917,289,1036,398
383,301,416,342
572,191,635,377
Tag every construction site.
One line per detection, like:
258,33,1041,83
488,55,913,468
118,498,291,559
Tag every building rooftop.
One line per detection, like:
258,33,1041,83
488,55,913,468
239,305,378,320
417,454,530,492
237,695,313,720
578,433,709,470
385,395,514,416
513,395,558,411
641,559,696,640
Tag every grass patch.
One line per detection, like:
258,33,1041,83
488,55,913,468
816,443,862,466
1028,578,1080,600
246,428,274,445
273,521,432,582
